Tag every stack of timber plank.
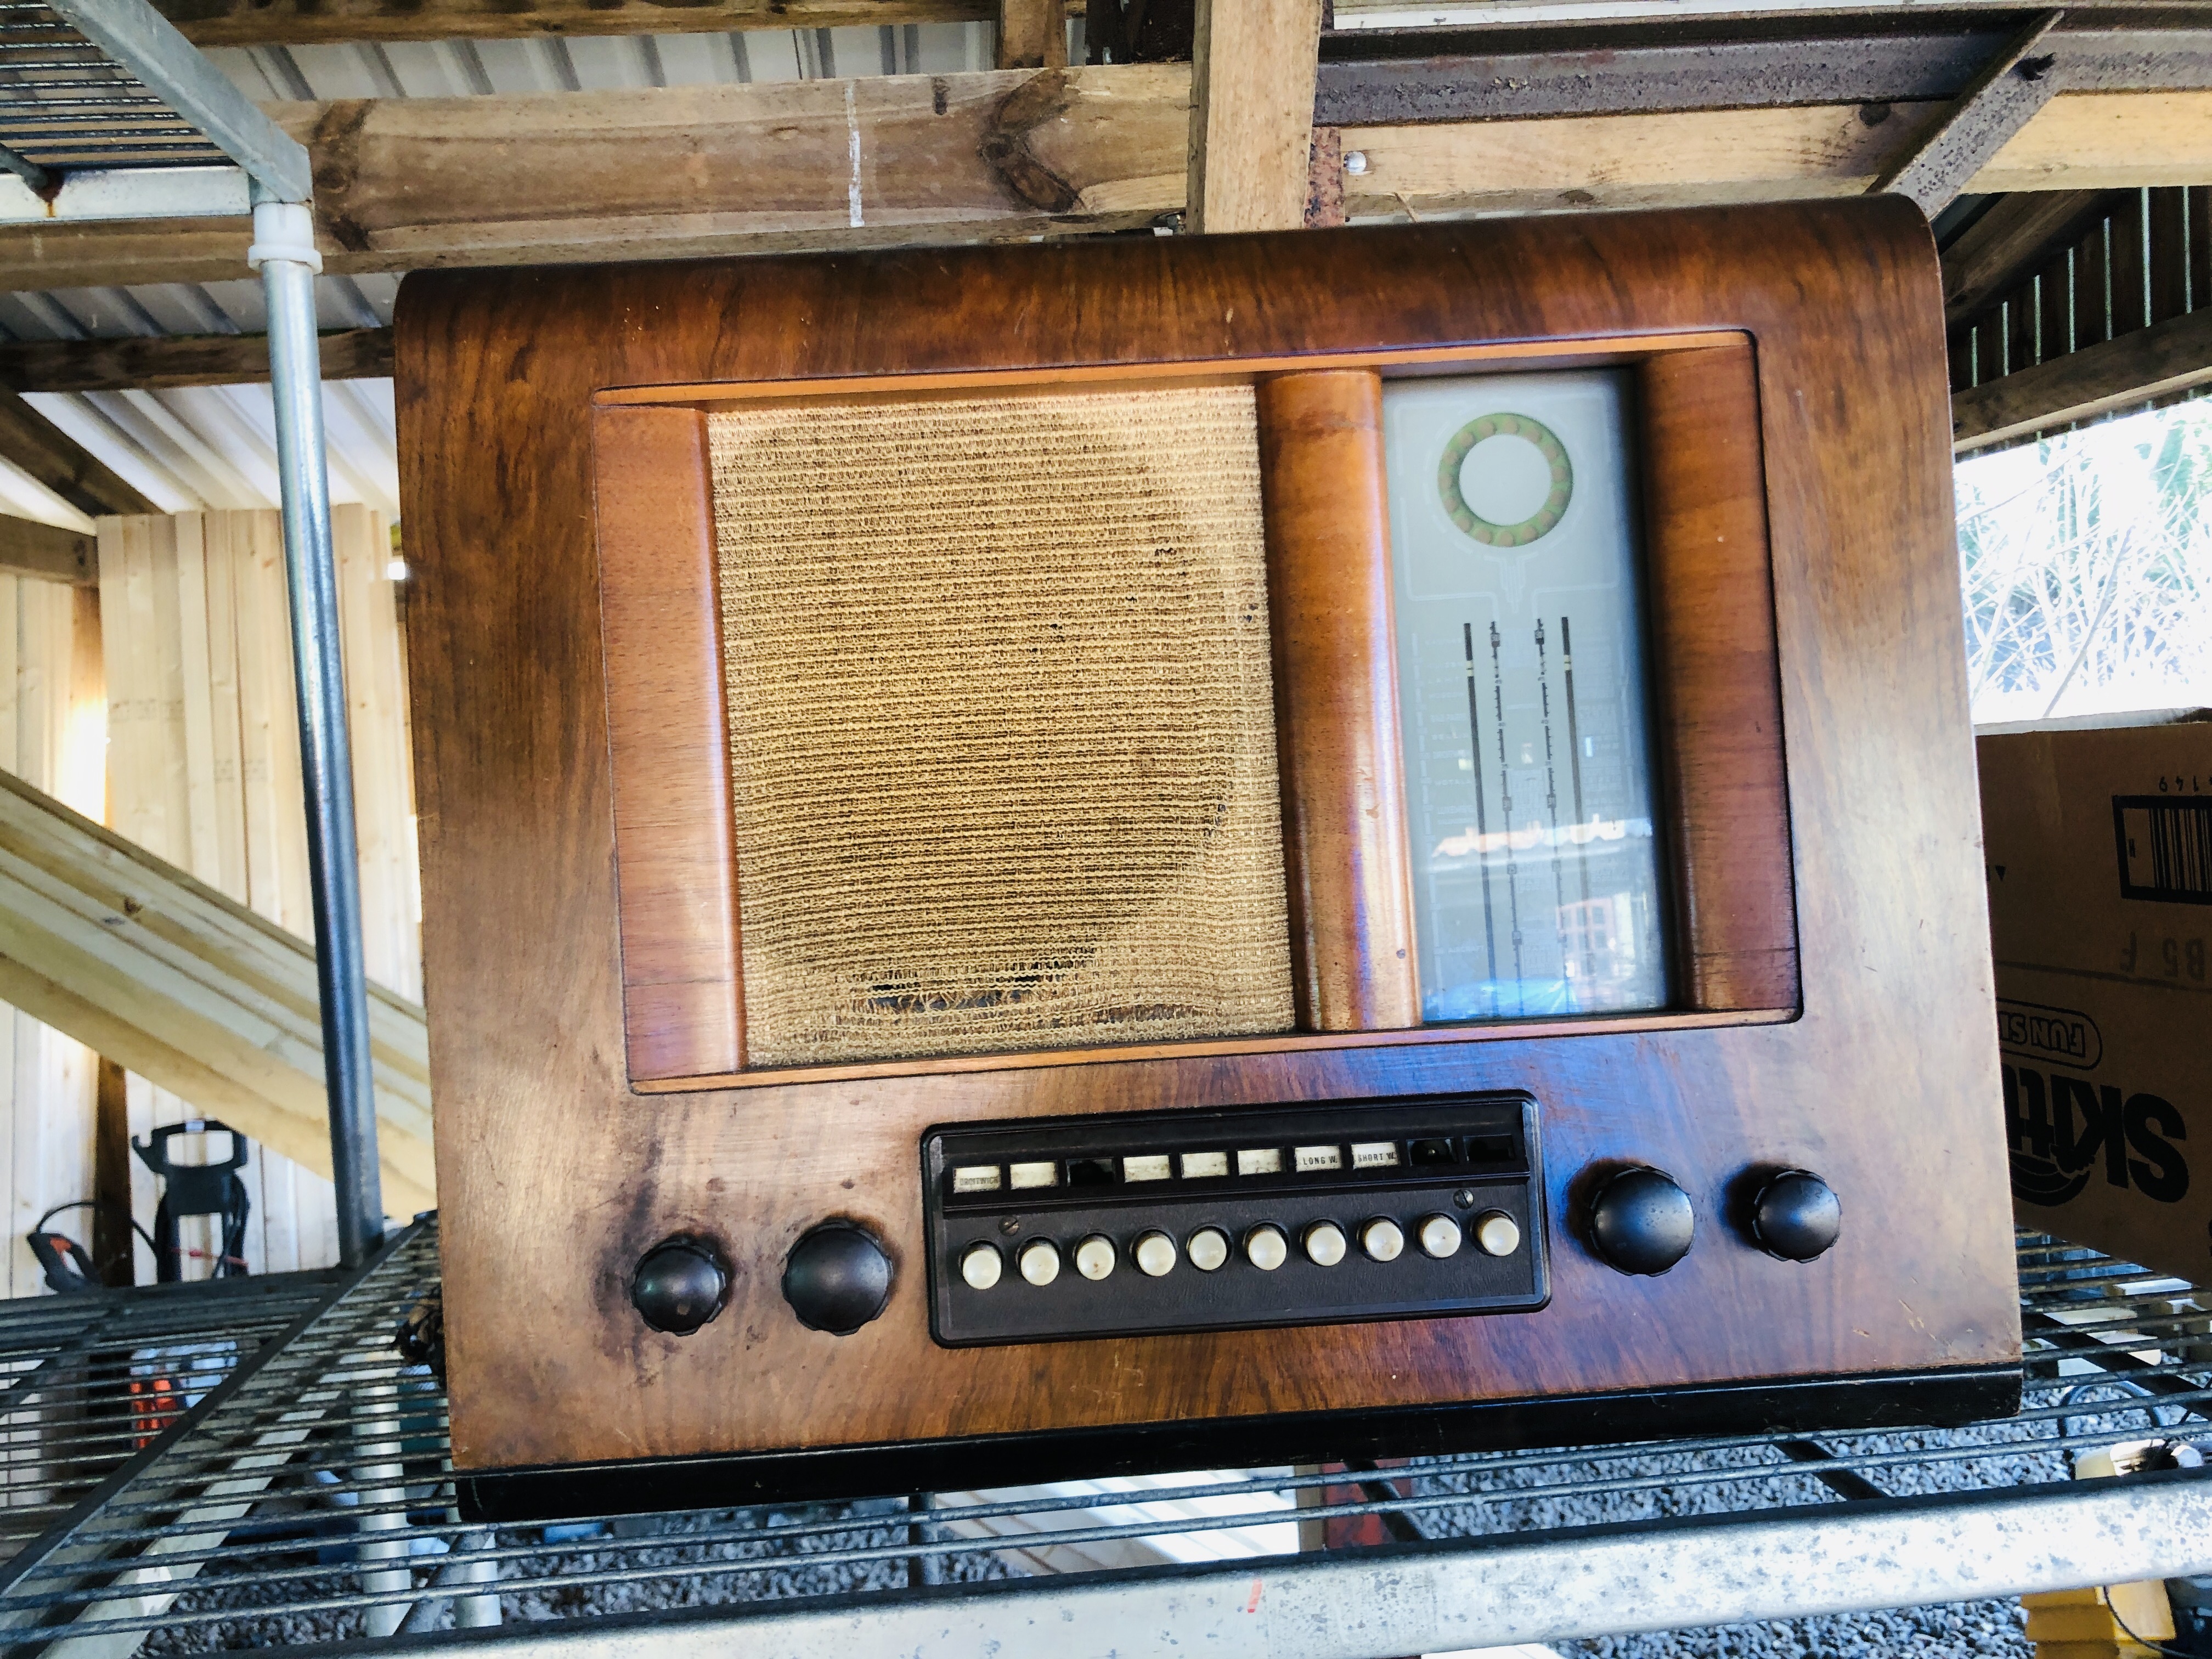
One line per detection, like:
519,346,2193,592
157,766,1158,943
83,508,431,1242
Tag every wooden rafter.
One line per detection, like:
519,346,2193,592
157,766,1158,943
0,767,434,1214
1339,92,2212,219
0,391,156,519
0,329,393,395
1187,0,1324,234
0,514,95,586
997,0,1068,69
0,80,2207,290
1954,303,2212,451
1940,189,2118,326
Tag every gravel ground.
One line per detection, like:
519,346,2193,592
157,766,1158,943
1559,1602,2031,1659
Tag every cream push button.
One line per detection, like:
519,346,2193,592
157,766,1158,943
1018,1239,1060,1286
1361,1218,1404,1262
960,1243,1003,1290
1073,1235,1116,1281
1304,1221,1347,1266
1473,1211,1522,1257
1133,1231,1177,1277
1245,1224,1289,1271
924,1094,1545,1345
1419,1214,1464,1259
1187,1227,1231,1272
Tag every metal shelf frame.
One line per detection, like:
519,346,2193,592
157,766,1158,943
0,1227,2202,1654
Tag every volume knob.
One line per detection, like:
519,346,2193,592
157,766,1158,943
781,1222,894,1335
1751,1170,1842,1262
631,1237,730,1336
1588,1167,1695,1276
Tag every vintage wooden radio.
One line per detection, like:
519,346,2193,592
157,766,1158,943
396,198,2021,1517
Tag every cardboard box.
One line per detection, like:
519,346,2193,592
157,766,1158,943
1979,710,2212,1282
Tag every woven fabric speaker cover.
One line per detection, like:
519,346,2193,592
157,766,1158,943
707,384,1295,1066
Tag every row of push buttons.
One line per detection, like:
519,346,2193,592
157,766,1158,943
960,1210,1522,1290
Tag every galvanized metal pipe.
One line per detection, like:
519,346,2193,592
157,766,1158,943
250,194,385,1268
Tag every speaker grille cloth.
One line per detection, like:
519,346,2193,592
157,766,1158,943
708,384,1294,1066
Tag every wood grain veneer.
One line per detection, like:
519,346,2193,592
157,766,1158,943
397,202,2017,1475
1256,370,1421,1032
591,406,744,1081
1637,345,1800,1013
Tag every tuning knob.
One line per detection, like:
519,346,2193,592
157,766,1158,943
1588,1166,1695,1276
630,1236,730,1335
781,1222,894,1335
1751,1169,1841,1262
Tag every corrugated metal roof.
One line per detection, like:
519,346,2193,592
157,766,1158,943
0,21,1002,532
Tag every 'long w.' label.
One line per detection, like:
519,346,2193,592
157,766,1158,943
2114,795,2212,905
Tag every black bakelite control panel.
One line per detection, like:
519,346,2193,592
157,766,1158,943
923,1092,1546,1347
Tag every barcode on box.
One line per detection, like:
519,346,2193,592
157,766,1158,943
2114,796,2212,905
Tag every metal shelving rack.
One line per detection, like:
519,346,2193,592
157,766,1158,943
0,0,386,1276
0,7,2208,1654
0,1228,2204,1654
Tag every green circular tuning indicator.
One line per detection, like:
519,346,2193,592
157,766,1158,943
1438,413,1573,546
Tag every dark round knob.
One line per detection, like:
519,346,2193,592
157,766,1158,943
630,1237,730,1335
1588,1166,1695,1276
1751,1169,1841,1262
782,1222,894,1336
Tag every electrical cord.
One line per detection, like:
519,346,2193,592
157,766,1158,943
2107,1596,2194,1658
31,1198,159,1256
34,1198,249,1276
211,1189,249,1277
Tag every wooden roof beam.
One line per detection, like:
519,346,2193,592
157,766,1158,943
1940,189,2119,326
1954,304,2212,452
0,390,157,518
1336,92,2212,219
0,328,393,394
0,514,95,585
2,77,2211,291
996,0,1068,69
1187,0,1323,234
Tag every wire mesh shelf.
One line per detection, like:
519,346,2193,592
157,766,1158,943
0,4,229,184
0,1222,2200,1654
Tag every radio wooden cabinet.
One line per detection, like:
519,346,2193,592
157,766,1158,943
394,199,2021,1517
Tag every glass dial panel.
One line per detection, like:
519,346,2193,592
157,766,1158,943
1383,369,1670,1024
